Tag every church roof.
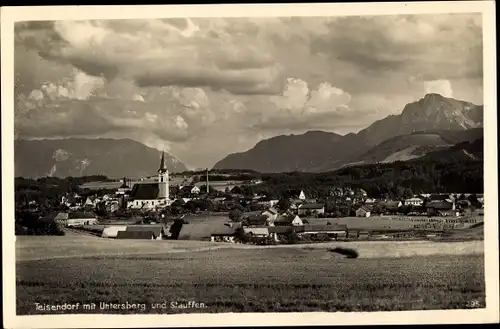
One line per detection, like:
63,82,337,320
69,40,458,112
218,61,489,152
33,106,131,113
129,183,159,200
158,151,167,173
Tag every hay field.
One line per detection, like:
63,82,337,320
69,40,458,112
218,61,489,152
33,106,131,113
15,236,485,314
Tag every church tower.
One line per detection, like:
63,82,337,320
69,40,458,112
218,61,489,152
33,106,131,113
158,151,169,200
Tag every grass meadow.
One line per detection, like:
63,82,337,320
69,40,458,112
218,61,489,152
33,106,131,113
15,236,485,314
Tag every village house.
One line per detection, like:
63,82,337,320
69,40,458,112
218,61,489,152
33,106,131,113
105,200,120,213
297,203,325,216
116,178,132,195
364,198,377,204
54,212,98,227
405,197,424,206
426,200,458,217
262,207,279,222
355,206,371,217
357,188,368,197
429,194,455,203
61,193,82,208
210,226,237,243
476,194,484,205
273,213,303,226
83,196,98,209
380,201,403,214
245,214,273,227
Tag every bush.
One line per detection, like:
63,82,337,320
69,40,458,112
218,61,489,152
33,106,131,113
328,247,359,258
285,231,299,244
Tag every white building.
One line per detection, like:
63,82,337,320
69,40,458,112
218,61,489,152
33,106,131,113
355,207,371,217
405,197,424,206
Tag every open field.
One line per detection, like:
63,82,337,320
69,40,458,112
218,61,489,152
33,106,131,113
16,235,485,314
16,234,484,261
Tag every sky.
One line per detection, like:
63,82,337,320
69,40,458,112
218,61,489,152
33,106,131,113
14,14,483,169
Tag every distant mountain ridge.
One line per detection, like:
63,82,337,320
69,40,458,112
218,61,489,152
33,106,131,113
351,128,483,165
214,93,484,172
15,138,187,179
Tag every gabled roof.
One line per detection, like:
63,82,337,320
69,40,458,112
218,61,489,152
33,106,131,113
429,194,450,201
268,226,296,234
126,225,163,237
426,201,454,210
380,201,401,208
299,203,324,209
101,225,127,238
116,230,154,239
242,211,262,218
405,197,424,201
274,213,299,223
303,224,348,232
211,226,237,236
356,206,371,212
243,227,269,235
246,214,269,226
54,212,69,220
68,212,96,219
129,183,159,200
263,207,278,215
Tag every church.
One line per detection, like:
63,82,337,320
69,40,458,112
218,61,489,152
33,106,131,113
126,151,172,209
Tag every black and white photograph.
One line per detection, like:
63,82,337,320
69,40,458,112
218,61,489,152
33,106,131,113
1,2,498,328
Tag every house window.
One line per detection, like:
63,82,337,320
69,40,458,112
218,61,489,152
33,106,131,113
160,177,163,182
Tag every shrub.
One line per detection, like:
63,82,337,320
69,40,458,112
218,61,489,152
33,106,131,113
328,247,359,258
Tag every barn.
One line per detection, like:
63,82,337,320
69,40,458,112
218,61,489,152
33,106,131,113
116,231,155,240
125,225,164,240
101,226,128,238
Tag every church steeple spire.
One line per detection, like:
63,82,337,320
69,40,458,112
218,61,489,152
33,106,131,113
158,150,167,173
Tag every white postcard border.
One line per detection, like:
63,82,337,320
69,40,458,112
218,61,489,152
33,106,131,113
2,2,498,328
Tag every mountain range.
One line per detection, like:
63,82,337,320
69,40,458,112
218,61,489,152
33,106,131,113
14,138,187,179
213,93,484,172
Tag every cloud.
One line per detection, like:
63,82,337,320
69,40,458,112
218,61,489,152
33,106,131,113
424,79,454,98
15,19,287,96
253,78,354,130
13,14,484,168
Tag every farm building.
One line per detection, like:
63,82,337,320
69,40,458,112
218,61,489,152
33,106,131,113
268,226,300,242
262,207,279,222
380,201,403,213
300,224,348,238
116,231,155,240
243,227,270,237
298,203,325,216
245,214,272,227
177,216,233,240
101,225,128,238
125,225,164,240
273,213,303,226
356,207,371,217
54,212,98,227
210,226,237,243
